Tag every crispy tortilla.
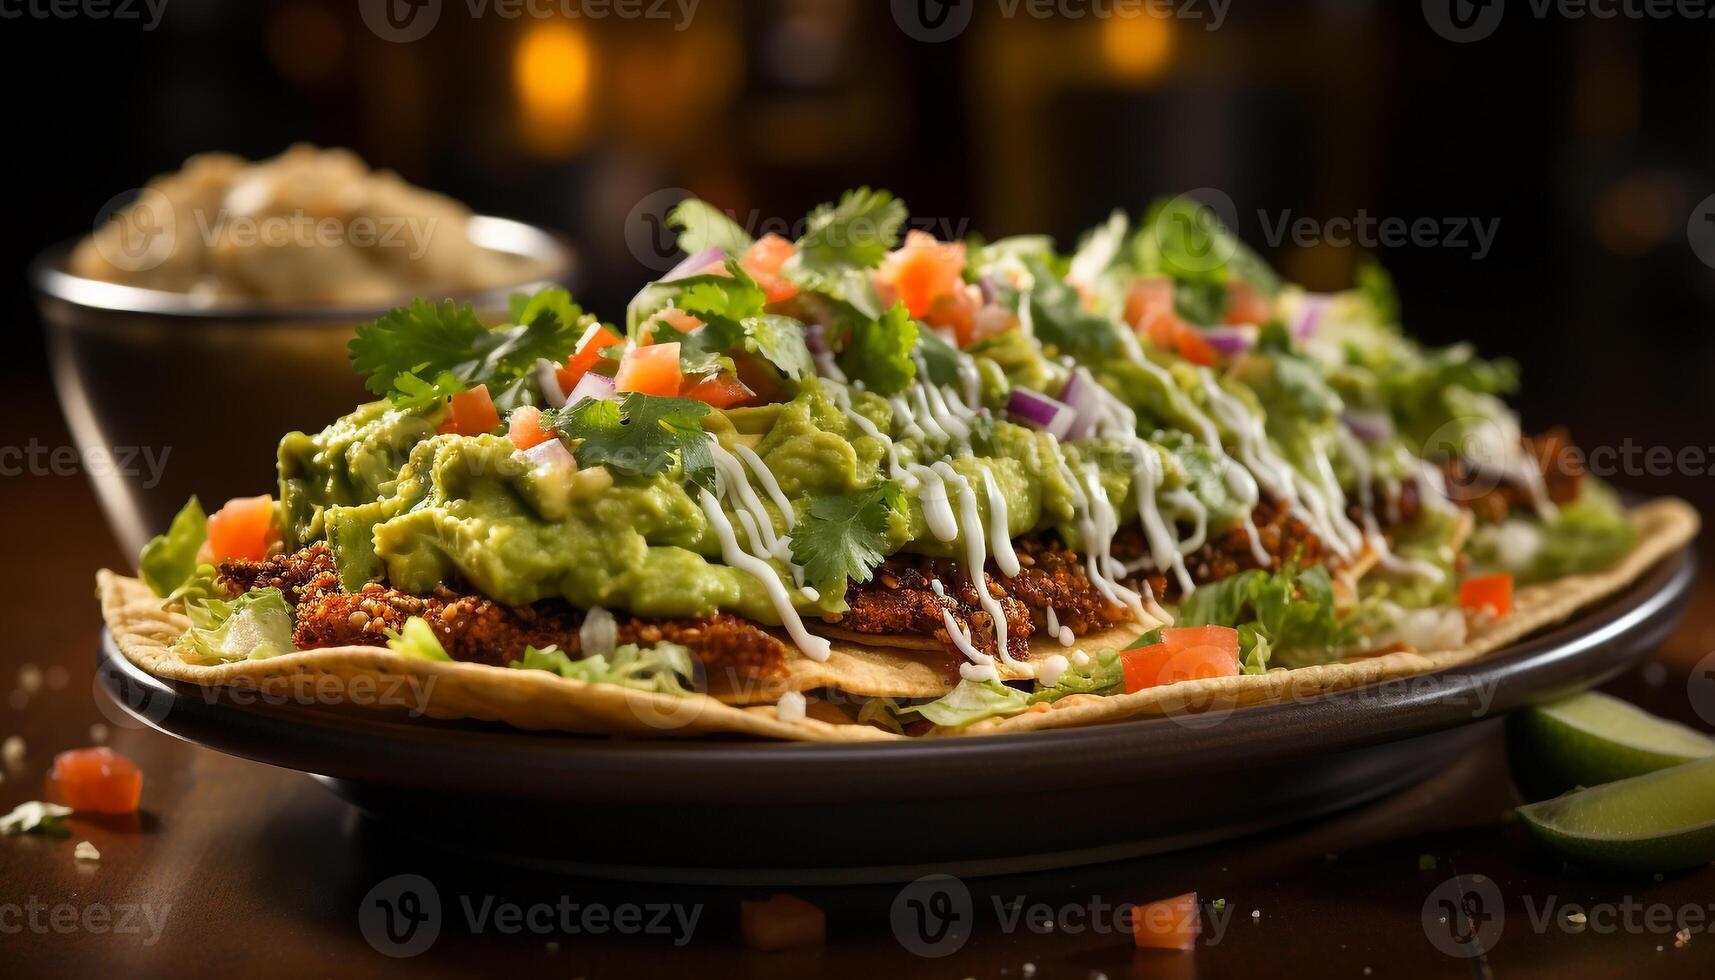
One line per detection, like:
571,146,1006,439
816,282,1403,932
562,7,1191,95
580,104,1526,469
98,498,1697,742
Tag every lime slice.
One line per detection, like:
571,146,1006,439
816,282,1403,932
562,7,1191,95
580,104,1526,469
1505,690,1715,801
1517,756,1715,874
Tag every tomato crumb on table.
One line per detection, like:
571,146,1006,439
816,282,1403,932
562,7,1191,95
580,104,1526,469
740,894,825,951
1131,892,1201,950
50,747,144,815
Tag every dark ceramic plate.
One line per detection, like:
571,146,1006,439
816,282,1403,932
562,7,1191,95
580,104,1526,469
98,543,1694,884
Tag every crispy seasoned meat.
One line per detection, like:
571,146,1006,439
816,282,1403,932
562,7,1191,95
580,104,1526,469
217,542,339,605
1115,498,1323,601
1441,427,1585,523
1006,538,1135,636
218,547,790,681
829,554,1034,662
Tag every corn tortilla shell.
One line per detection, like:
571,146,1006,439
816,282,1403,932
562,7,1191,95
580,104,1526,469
98,498,1696,742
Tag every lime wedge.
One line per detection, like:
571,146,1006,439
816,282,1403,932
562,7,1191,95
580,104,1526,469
1506,690,1715,801
1517,756,1715,874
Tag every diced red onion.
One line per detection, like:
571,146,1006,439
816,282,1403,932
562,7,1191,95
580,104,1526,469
1295,294,1332,339
535,358,568,409
1057,370,1105,440
522,435,577,473
805,321,831,356
567,371,616,406
978,273,1000,306
1197,325,1255,356
661,246,725,283
1342,408,1395,444
1008,388,1076,439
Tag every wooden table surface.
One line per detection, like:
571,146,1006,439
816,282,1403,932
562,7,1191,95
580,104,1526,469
4,384,1714,980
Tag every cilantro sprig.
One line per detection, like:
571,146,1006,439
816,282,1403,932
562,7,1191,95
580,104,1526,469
672,264,815,380
789,480,904,589
349,288,598,411
837,302,919,395
785,187,904,316
547,392,716,491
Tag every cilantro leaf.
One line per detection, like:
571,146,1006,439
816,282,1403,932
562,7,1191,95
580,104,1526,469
676,265,814,380
389,369,467,412
549,392,716,490
838,302,919,395
1024,258,1117,359
789,481,903,588
742,314,815,381
349,290,596,409
0,801,72,838
666,198,754,257
793,187,907,272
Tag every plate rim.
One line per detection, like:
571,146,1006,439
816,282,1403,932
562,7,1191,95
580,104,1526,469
97,544,1696,805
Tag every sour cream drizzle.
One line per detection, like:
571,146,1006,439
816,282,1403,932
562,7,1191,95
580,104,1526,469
697,487,830,661
932,460,1024,669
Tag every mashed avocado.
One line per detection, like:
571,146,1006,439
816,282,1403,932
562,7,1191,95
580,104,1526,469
273,379,1245,620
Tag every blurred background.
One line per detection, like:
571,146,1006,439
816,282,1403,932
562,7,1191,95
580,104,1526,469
3,0,1714,536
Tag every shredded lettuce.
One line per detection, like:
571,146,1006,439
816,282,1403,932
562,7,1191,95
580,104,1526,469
385,617,453,662
891,650,1130,730
139,496,206,597
178,587,297,664
1180,563,1347,668
510,642,696,696
909,678,1030,727
1469,481,1635,583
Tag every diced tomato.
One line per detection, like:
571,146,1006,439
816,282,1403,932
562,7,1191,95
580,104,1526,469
439,384,501,436
556,323,624,392
615,343,684,396
206,494,275,564
1459,573,1513,618
925,289,977,347
51,747,143,815
1124,277,1176,333
1123,277,1218,365
1132,892,1201,950
1224,282,1271,326
506,405,555,450
740,894,825,952
1174,325,1219,367
681,372,755,409
881,230,967,319
1120,626,1241,694
740,233,801,305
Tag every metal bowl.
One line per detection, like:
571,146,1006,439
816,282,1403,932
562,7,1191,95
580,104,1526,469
32,216,573,557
